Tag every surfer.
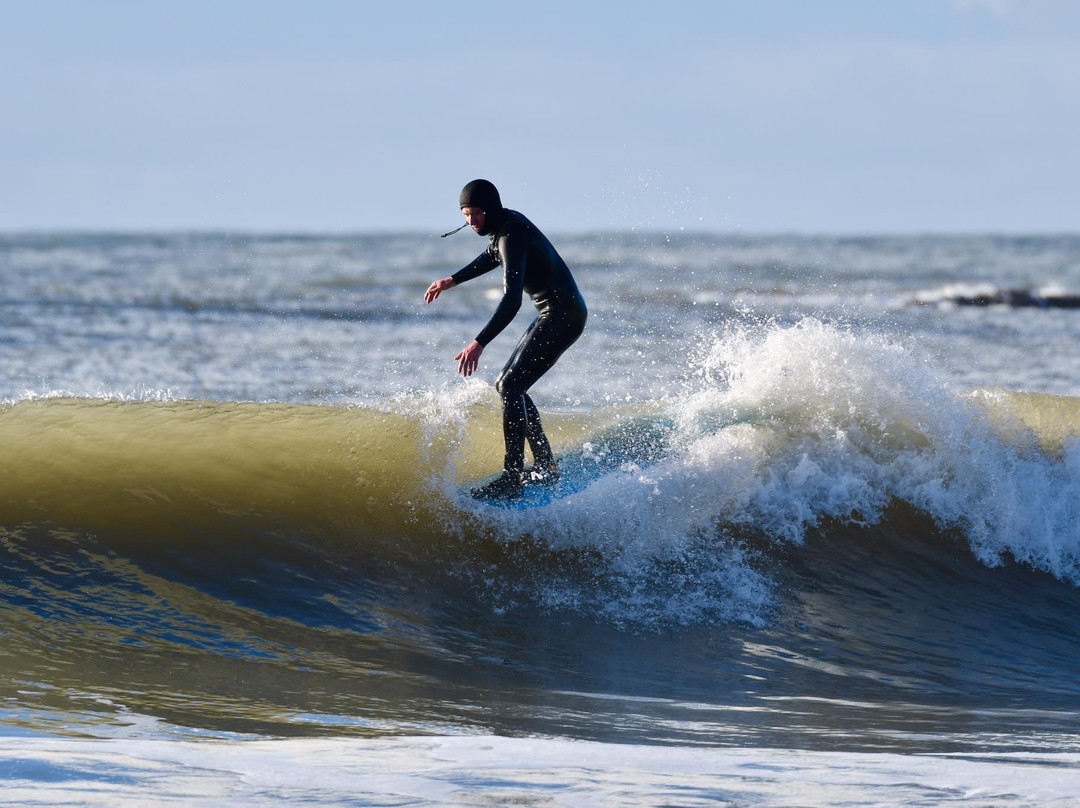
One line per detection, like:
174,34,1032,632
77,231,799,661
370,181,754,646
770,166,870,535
424,179,587,500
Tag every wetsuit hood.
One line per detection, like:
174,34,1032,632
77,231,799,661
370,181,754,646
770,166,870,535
459,179,507,236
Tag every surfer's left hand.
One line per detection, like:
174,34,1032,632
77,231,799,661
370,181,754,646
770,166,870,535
455,341,483,377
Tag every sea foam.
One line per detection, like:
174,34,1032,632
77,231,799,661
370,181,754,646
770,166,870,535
447,318,1080,626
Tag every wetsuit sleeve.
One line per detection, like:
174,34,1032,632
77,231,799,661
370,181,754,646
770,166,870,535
472,232,525,347
450,248,500,285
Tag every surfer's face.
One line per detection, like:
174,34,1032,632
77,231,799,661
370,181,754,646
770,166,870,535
461,206,486,234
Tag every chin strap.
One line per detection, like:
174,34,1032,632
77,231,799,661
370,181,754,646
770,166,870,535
440,223,469,237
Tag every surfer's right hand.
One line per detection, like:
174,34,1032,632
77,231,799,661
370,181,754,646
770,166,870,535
424,277,456,304
455,341,483,377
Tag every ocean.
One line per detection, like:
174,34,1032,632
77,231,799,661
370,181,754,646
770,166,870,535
1,230,1079,806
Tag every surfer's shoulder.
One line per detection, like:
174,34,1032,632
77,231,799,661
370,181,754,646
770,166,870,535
495,210,533,240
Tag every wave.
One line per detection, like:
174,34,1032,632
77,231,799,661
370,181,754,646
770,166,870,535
1,398,430,547
2,319,1078,630
2,318,1080,743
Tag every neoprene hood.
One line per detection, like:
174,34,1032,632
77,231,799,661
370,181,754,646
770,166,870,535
459,179,502,214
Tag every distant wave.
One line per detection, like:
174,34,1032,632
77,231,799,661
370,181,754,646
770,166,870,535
0,295,416,324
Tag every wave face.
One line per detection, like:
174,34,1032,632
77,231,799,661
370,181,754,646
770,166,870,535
2,319,1078,750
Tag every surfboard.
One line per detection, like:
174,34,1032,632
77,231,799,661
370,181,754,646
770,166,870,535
465,415,674,509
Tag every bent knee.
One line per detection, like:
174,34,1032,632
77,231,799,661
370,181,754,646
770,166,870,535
495,373,523,400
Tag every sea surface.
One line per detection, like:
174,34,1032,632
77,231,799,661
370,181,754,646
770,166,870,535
1,230,1079,805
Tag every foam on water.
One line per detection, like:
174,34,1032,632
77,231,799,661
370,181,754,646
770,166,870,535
435,317,1080,628
2,734,1079,807
680,318,1079,572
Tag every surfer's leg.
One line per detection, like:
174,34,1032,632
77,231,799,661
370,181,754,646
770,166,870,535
522,394,554,466
520,393,560,484
500,393,529,473
495,320,541,474
496,312,585,473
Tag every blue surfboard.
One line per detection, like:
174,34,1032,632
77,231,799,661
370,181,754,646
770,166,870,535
465,415,674,509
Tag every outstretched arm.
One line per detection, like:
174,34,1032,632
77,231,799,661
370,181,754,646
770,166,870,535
425,244,501,304
424,277,456,304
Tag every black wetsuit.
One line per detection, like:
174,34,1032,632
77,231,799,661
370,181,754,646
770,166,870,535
451,209,587,474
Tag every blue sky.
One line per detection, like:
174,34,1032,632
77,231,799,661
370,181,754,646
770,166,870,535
2,0,1078,233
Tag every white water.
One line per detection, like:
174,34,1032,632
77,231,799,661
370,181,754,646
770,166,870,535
2,734,1078,807
433,316,1080,632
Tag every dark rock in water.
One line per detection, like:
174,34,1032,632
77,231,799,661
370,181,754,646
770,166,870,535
915,288,1080,309
1041,294,1080,309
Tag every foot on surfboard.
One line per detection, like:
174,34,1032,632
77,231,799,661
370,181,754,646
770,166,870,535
470,470,525,501
523,462,560,486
